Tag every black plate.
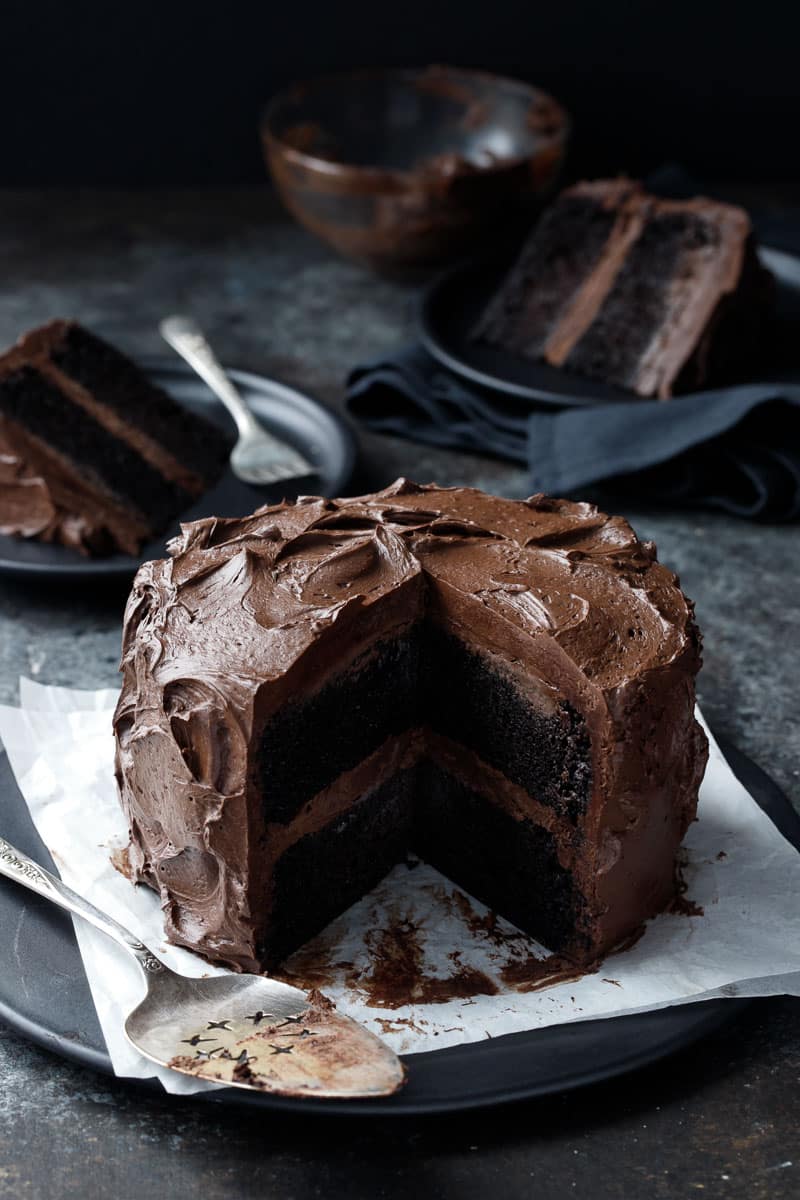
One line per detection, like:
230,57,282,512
420,246,800,407
1,735,798,1115
0,359,357,581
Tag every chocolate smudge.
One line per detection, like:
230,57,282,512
429,883,593,994
281,880,639,1005
499,952,590,993
356,918,499,1008
277,958,355,991
669,851,704,917
376,1016,428,1036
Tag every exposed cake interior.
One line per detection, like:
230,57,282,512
257,624,593,966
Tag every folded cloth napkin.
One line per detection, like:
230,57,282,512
347,353,800,520
345,177,800,521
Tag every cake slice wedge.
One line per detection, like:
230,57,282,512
473,180,774,398
0,320,231,555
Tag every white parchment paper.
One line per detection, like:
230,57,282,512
1,677,799,1096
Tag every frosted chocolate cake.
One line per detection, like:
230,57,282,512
114,480,708,972
473,180,774,398
0,320,230,555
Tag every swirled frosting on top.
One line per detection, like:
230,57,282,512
115,480,706,970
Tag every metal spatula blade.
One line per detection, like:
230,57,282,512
0,836,405,1098
125,970,403,1097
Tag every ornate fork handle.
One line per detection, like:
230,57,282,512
0,835,165,976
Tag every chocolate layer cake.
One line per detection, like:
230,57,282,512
0,321,230,554
114,480,708,972
473,180,774,398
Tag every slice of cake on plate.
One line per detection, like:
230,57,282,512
473,179,774,398
0,320,230,555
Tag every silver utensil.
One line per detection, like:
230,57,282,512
0,835,405,1098
159,315,314,486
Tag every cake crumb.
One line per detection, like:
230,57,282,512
109,844,133,880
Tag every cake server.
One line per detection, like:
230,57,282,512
159,315,315,486
0,835,405,1099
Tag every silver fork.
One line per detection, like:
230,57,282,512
0,835,405,1098
159,315,314,486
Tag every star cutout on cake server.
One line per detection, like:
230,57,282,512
246,1010,274,1025
194,1046,224,1061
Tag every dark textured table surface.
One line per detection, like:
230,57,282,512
0,189,797,1199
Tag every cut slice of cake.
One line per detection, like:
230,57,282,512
114,480,708,974
0,320,231,555
473,180,774,398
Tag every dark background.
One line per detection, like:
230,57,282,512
2,0,798,185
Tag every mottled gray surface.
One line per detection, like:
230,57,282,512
0,190,797,1199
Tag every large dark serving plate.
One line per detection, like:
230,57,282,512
1,735,798,1116
420,246,800,406
0,360,357,581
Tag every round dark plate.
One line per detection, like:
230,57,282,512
1,734,798,1115
0,359,357,581
419,246,800,407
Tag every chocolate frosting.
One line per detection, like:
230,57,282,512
115,480,707,970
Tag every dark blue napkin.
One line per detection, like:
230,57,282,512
347,348,800,520
346,181,800,522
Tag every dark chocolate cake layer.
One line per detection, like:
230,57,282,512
115,481,708,972
0,320,230,554
258,633,421,824
260,753,589,969
473,180,774,399
263,767,417,968
421,626,592,824
50,324,227,489
473,179,640,360
416,761,589,959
